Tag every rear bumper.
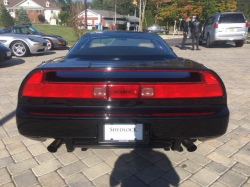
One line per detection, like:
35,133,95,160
214,32,248,41
0,53,12,63
16,106,229,148
53,41,68,49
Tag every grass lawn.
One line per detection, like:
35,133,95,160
33,24,89,46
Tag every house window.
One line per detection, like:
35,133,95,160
4,0,8,5
46,1,50,7
31,18,35,23
8,9,14,13
36,10,42,14
30,10,34,14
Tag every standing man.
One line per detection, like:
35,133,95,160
191,16,202,50
181,17,191,50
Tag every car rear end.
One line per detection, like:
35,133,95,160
214,12,248,44
16,32,229,153
0,43,11,63
16,67,229,152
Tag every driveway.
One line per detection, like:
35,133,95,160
0,41,249,187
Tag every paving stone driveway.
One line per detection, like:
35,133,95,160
0,41,250,187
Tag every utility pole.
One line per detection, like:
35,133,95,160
84,0,87,30
114,0,117,29
139,0,142,31
133,0,138,31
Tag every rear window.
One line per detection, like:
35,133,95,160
219,14,245,23
67,33,176,60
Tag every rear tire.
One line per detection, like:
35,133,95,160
46,39,53,50
235,41,244,47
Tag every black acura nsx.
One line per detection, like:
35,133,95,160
16,32,229,153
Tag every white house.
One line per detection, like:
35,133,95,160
3,0,60,25
77,9,139,30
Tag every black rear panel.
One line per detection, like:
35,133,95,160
45,71,202,83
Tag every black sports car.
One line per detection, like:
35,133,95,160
0,42,11,63
4,25,67,50
16,32,229,153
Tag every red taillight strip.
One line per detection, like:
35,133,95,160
29,112,107,117
152,112,215,117
22,70,224,99
29,112,215,117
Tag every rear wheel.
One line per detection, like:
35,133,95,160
235,41,244,47
11,41,29,57
46,39,53,50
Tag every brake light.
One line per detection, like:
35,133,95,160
215,22,218,29
22,71,107,99
246,21,249,28
22,70,223,99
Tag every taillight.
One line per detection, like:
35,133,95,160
22,71,107,99
215,22,219,29
22,70,223,99
246,21,249,28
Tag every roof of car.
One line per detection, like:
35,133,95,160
86,31,157,36
212,12,244,16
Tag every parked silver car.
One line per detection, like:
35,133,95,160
200,12,248,47
0,30,47,57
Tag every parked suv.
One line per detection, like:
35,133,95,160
200,12,248,47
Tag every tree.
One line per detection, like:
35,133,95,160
237,0,250,20
0,4,14,28
91,0,103,10
15,8,31,25
69,2,84,39
91,0,134,15
38,14,45,23
200,0,218,21
225,0,237,12
58,0,72,25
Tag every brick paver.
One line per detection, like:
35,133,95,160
0,41,250,186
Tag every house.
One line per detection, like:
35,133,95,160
77,9,139,30
3,0,60,25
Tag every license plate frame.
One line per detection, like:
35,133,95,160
103,124,144,143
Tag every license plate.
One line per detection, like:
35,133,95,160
104,124,143,141
228,28,237,32
6,51,11,57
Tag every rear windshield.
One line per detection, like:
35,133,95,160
219,14,245,23
67,33,176,60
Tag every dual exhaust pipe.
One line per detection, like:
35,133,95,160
47,138,197,153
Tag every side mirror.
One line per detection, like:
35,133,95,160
68,47,72,51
